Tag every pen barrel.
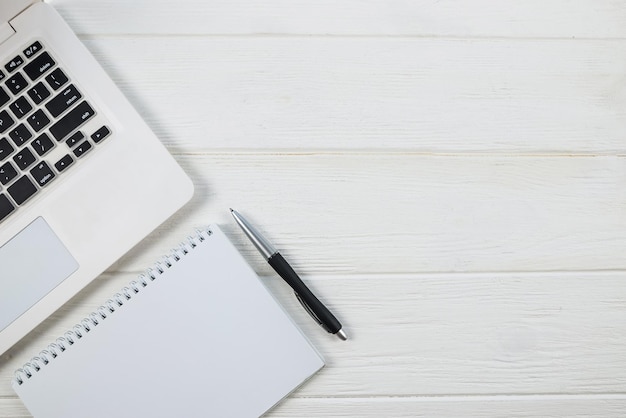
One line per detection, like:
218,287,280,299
268,253,342,334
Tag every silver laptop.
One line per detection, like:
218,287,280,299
0,1,194,354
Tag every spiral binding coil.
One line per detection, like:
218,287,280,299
13,227,212,386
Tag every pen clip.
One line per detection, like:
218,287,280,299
294,291,331,332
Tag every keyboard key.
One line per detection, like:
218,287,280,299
0,110,15,134
73,140,92,158
0,47,113,219
23,41,43,59
45,84,82,118
27,109,50,132
27,82,50,105
45,68,68,91
6,72,28,95
0,193,14,222
30,161,55,187
49,101,95,141
0,138,14,161
8,123,32,146
54,154,73,172
0,86,9,107
23,51,55,81
31,133,55,156
8,175,37,205
0,161,18,185
91,126,111,144
13,147,36,170
5,55,24,73
65,131,84,148
9,96,33,119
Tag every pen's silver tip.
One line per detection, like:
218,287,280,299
336,329,348,341
229,208,234,212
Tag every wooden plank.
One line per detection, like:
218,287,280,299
270,396,626,417
52,0,626,38
2,272,626,398
87,153,626,274
80,37,626,153
3,396,626,418
0,400,29,418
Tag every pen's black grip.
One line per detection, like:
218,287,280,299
268,253,342,334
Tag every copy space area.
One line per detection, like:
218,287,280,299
1,1,626,416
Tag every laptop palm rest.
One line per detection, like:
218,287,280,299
0,217,78,332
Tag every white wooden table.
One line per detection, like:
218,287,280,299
2,1,626,416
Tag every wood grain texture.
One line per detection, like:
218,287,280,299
268,396,626,418
78,37,626,153
272,396,626,417
2,272,626,401
95,153,626,275
4,396,626,418
0,401,29,418
50,0,626,38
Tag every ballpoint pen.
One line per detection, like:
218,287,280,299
230,209,347,341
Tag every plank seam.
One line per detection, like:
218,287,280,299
75,34,626,41
99,270,626,279
165,150,626,158
289,393,626,401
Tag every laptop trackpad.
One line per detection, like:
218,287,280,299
0,217,78,332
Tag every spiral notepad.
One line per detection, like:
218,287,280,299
12,225,324,418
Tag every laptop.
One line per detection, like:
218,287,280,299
0,1,194,355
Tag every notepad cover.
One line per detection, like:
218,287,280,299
13,226,324,418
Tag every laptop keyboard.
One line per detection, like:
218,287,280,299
0,41,111,224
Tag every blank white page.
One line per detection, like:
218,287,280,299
13,226,324,418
